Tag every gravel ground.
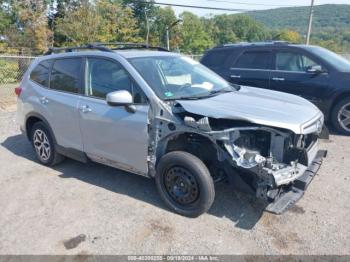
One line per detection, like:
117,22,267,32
0,107,349,255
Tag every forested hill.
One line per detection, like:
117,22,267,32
247,4,350,34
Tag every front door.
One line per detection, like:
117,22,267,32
270,50,330,111
78,57,149,175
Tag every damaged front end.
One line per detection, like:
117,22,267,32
160,104,327,214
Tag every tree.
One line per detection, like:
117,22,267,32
48,0,84,46
274,29,301,43
203,15,238,45
153,6,179,48
97,0,141,43
55,2,100,45
55,0,140,46
179,12,213,54
122,0,157,44
4,0,53,53
229,15,269,42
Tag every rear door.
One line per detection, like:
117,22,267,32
270,50,330,111
30,57,83,151
229,49,272,89
200,49,236,80
78,57,149,175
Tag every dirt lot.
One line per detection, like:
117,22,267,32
0,83,18,111
0,105,349,255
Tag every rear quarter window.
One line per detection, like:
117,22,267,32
233,51,271,70
201,50,232,68
30,60,52,87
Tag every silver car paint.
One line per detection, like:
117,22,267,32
19,73,83,151
18,50,324,180
78,96,149,175
176,85,324,134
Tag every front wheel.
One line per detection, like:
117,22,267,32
156,151,215,217
331,97,350,135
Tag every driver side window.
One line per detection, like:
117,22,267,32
275,52,322,72
86,58,147,103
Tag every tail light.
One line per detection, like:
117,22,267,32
15,87,22,96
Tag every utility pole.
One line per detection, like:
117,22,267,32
306,0,315,45
166,19,182,50
145,9,150,46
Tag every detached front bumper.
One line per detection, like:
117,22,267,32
265,149,327,214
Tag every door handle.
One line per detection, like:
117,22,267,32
230,75,241,79
39,97,49,104
272,77,285,81
80,105,92,113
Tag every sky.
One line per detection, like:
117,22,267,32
154,0,350,16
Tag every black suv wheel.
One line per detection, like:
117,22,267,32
156,151,215,217
30,122,64,166
331,97,350,135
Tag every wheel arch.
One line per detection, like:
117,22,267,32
25,112,57,144
156,131,222,174
329,91,350,120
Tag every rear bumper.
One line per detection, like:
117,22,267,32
265,149,327,214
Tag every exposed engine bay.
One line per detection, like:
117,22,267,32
147,101,326,214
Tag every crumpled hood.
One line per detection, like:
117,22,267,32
176,86,323,134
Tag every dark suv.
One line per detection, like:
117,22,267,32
201,42,350,135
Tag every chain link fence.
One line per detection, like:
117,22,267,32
0,55,35,110
0,52,349,110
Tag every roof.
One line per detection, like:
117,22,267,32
117,50,179,59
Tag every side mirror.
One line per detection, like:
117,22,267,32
306,65,325,74
106,90,136,113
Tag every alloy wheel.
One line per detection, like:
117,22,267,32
33,129,51,161
338,103,350,132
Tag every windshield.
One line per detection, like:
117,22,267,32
308,46,350,72
129,55,236,100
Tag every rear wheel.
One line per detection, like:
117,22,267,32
156,151,215,217
331,97,350,135
30,122,64,166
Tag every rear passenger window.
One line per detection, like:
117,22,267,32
50,58,81,93
30,60,52,87
202,50,230,68
233,51,270,69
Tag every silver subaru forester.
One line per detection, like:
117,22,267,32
17,43,327,217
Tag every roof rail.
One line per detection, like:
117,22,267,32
44,44,113,55
214,40,290,49
91,42,169,52
44,42,169,55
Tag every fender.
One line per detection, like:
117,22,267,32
25,112,57,144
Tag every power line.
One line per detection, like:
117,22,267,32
203,0,298,8
139,1,253,12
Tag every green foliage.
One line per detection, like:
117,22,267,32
0,1,349,54
273,29,302,43
247,4,350,51
55,0,140,46
152,7,179,48
2,0,53,53
179,12,213,54
0,59,19,84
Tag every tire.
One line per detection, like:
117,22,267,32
30,122,64,166
156,151,215,217
331,97,350,135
